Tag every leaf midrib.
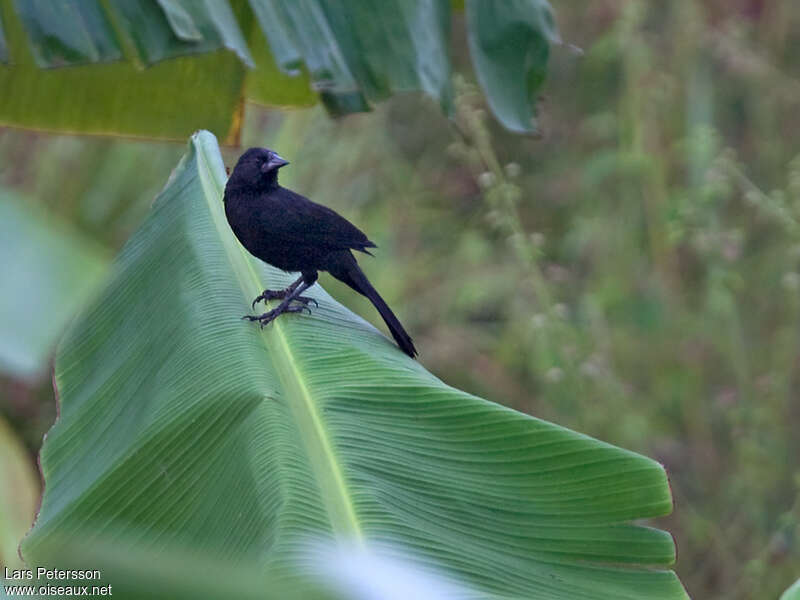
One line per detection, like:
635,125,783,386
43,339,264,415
193,131,363,544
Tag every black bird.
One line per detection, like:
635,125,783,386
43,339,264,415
223,147,417,358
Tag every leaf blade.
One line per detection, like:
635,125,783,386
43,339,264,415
23,131,687,599
194,130,365,541
12,0,122,67
466,0,559,133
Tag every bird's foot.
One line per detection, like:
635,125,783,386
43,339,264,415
242,304,310,328
251,289,286,309
251,288,319,310
292,295,319,307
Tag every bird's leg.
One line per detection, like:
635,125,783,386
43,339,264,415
243,279,316,327
242,304,307,328
250,276,318,309
250,277,300,309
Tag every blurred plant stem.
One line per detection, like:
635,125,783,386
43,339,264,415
618,1,677,290
450,76,566,382
448,75,636,407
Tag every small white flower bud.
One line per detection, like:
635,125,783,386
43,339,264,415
504,162,521,178
545,367,564,383
782,272,800,291
478,171,495,189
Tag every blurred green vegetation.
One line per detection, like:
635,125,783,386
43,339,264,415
1,1,799,598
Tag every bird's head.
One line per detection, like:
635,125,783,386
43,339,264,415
228,147,289,189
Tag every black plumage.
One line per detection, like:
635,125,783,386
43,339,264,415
223,147,417,358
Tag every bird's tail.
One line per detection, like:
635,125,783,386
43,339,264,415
331,259,417,358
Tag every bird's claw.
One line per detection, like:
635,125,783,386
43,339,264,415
251,290,318,311
242,303,311,328
293,295,319,308
251,289,286,309
251,288,319,310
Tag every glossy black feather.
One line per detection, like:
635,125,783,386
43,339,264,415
223,147,417,358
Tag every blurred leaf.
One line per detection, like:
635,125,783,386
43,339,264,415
0,0,300,141
0,415,39,569
24,536,487,600
108,0,254,67
242,10,316,109
783,579,800,600
249,0,452,114
0,0,550,137
247,0,302,72
0,10,7,62
155,0,203,41
0,191,108,379
22,131,686,599
26,537,334,600
466,0,558,133
11,0,121,67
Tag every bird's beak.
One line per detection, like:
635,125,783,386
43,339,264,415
263,154,289,172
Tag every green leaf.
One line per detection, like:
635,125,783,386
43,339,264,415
11,0,121,67
155,0,203,42
0,415,39,569
0,0,311,140
0,10,7,62
21,537,332,599
246,0,302,72
20,535,488,599
108,0,254,67
0,0,551,136
466,0,559,133
783,579,800,600
22,131,686,599
0,191,108,379
249,0,452,113
0,0,248,140
242,8,316,109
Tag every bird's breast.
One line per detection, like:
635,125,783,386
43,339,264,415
224,197,307,272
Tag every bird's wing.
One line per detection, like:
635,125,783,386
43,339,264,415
265,187,376,252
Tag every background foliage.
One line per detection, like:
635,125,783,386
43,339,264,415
1,1,799,598
0,0,553,139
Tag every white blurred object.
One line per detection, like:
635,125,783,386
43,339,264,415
311,542,484,600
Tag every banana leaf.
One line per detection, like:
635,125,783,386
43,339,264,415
783,579,800,600
21,131,688,599
0,0,547,138
11,536,482,599
466,0,558,133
